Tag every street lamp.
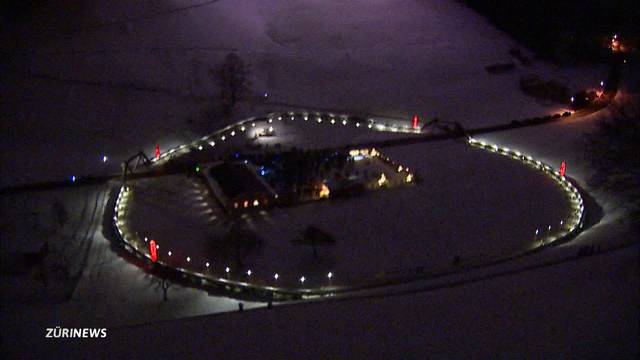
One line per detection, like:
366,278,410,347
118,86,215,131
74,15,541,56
300,276,305,284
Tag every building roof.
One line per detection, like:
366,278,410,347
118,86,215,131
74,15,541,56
208,162,271,199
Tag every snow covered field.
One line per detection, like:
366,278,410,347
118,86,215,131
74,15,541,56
1,0,606,187
1,0,637,358
125,133,570,289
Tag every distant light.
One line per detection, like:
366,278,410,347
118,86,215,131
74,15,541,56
268,118,273,123
342,119,347,125
205,262,210,267
406,173,413,183
300,276,305,283
327,272,333,279
253,199,259,206
149,240,158,262
198,145,203,150
187,256,191,262
225,267,230,273
412,114,419,129
600,80,604,87
102,155,108,163
144,237,148,242
377,173,388,187
367,123,373,129
251,122,256,127
268,126,274,132
195,166,201,173
570,96,574,102
168,251,172,256
240,126,246,132
70,175,76,183
209,141,216,147
247,269,252,276
221,135,226,141
274,273,279,280
319,184,330,199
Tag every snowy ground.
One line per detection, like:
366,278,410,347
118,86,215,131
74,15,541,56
126,135,570,289
9,242,637,359
0,184,262,329
1,0,606,187
1,0,637,358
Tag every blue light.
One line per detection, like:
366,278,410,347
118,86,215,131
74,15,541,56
260,170,266,176
70,176,76,182
234,152,240,158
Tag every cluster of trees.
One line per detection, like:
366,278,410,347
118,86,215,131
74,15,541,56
250,149,348,196
510,111,572,126
519,75,570,104
585,98,640,223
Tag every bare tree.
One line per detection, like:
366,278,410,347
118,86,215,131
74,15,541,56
292,225,336,258
211,52,250,114
212,222,262,267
